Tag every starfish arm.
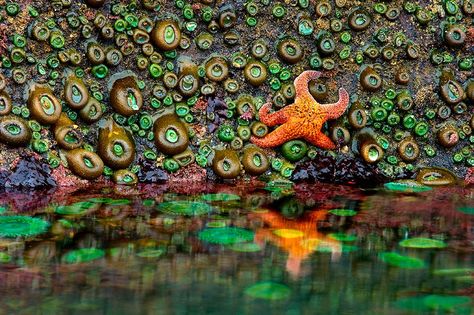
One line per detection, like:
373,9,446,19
305,131,336,150
320,88,350,120
257,102,290,126
250,123,298,148
294,70,321,100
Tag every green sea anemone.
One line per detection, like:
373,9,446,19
157,201,211,216
198,227,254,245
0,216,50,238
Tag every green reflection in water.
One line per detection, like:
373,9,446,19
379,252,426,269
62,248,105,264
158,201,211,216
198,227,254,245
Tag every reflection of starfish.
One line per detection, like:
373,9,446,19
251,70,349,149
250,209,341,278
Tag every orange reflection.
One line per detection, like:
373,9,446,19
250,208,341,278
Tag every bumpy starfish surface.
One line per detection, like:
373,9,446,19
251,70,350,149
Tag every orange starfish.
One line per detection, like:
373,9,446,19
251,70,349,149
250,209,341,278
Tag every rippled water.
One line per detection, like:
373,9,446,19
0,183,472,315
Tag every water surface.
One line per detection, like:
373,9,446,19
0,183,472,315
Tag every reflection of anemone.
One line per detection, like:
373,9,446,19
206,220,227,228
201,193,241,202
158,201,211,216
395,295,472,313
433,268,474,276
55,201,96,216
316,244,359,253
328,233,358,242
228,243,261,252
457,206,474,215
328,209,357,217
244,282,291,300
277,197,305,219
62,248,105,264
136,248,165,259
0,216,50,238
399,237,447,249
0,252,11,263
384,181,432,193
379,252,426,269
106,199,132,206
88,197,112,203
198,227,254,245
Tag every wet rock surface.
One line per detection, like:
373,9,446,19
136,158,169,183
0,155,56,190
292,155,397,186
